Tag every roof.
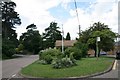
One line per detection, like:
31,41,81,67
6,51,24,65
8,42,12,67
55,40,77,47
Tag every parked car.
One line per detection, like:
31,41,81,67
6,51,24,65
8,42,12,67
100,51,107,55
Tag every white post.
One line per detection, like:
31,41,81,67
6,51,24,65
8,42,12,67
62,25,64,54
96,37,100,60
96,38,98,60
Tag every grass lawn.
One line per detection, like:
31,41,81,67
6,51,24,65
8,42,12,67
21,56,114,78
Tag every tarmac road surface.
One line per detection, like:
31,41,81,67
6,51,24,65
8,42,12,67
2,55,39,78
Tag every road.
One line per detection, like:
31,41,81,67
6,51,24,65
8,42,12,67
2,55,39,79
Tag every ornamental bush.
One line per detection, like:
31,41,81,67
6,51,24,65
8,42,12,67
39,48,63,64
52,55,77,69
43,54,53,64
65,47,82,60
74,41,88,58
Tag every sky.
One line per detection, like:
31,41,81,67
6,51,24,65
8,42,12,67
11,0,119,40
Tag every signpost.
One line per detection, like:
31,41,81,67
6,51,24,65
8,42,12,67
96,37,100,60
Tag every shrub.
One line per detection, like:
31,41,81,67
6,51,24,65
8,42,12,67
2,45,16,58
2,38,18,59
39,49,63,64
52,58,63,69
65,47,82,60
74,41,88,58
70,52,76,64
37,60,47,65
52,55,77,69
16,44,24,53
43,54,53,64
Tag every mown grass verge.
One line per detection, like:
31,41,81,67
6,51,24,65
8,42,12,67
21,56,114,78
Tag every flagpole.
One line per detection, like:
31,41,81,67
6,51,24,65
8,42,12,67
62,25,64,54
74,0,81,38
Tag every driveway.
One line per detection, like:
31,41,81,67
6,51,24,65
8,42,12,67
2,55,39,79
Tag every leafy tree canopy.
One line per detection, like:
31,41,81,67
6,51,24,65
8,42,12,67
42,22,62,48
1,1,21,58
19,24,42,54
26,23,37,30
79,22,116,56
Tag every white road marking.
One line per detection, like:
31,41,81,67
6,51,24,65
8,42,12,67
112,60,117,70
7,74,17,80
11,74,16,77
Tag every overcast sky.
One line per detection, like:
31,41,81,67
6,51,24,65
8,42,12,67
12,0,119,39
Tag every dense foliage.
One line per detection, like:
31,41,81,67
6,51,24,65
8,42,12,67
52,54,76,69
64,47,82,60
39,48,63,64
19,24,42,54
42,22,62,49
39,48,77,69
79,22,116,57
74,41,88,57
2,1,21,58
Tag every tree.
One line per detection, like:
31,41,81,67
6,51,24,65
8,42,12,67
2,1,21,58
2,1,21,39
79,22,116,57
19,24,42,54
42,22,62,49
66,32,71,40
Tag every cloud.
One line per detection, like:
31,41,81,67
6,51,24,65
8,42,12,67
63,0,118,39
12,0,62,38
11,0,118,39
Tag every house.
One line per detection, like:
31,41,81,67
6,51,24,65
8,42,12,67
87,49,95,56
55,40,77,48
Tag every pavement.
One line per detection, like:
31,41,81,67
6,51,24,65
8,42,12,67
2,55,39,79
